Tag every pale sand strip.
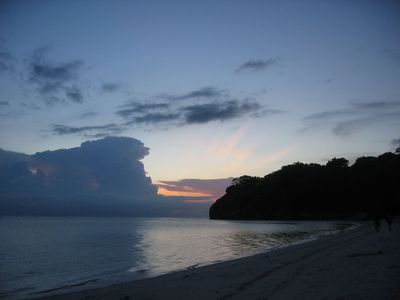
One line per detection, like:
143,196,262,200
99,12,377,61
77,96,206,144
44,222,400,300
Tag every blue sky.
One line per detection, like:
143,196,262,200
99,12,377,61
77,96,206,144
0,0,399,191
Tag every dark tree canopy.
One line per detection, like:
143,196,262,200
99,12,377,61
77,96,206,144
326,157,349,168
209,151,400,220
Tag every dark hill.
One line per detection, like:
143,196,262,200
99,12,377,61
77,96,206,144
209,150,400,220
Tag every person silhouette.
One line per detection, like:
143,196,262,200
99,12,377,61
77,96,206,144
385,214,393,231
374,214,381,232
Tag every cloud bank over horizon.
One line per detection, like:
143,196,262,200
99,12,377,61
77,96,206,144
0,137,211,217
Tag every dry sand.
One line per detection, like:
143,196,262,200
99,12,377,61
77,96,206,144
44,221,400,300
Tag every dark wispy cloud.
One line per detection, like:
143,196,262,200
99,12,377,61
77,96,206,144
304,101,400,123
65,86,84,103
52,123,123,137
303,109,354,121
21,102,41,110
332,118,366,137
257,108,284,117
236,58,278,73
101,82,120,93
0,100,10,107
322,73,337,84
183,100,262,124
28,46,85,104
164,86,224,101
333,111,400,137
303,101,400,137
116,101,179,126
128,113,180,124
116,99,265,126
29,58,83,91
117,102,169,117
79,111,98,118
351,101,400,111
115,87,280,127
0,44,15,73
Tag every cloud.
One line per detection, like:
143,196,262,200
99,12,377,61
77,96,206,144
65,86,84,103
303,100,400,136
183,100,261,124
303,101,400,122
28,46,85,104
46,95,270,135
157,178,233,202
0,44,15,73
52,123,123,137
303,109,354,121
115,88,279,127
332,111,400,136
102,82,120,93
116,102,178,125
257,108,284,117
117,102,170,117
0,137,211,217
20,102,41,110
176,86,223,100
0,148,30,167
322,73,337,84
118,100,264,125
79,111,98,118
236,58,278,73
164,86,224,100
129,113,180,124
0,100,10,107
392,137,400,147
0,137,156,213
351,101,400,111
332,119,363,136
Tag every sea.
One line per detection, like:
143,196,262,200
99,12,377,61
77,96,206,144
0,217,355,299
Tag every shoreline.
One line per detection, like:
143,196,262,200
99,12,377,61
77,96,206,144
42,221,400,300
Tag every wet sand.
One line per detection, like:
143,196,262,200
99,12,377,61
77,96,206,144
44,221,400,300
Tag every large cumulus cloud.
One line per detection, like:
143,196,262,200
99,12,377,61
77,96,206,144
0,137,210,216
27,137,156,200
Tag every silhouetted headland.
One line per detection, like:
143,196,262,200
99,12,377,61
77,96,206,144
210,149,400,220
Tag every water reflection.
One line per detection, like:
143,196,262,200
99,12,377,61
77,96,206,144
135,219,348,276
0,217,353,299
224,230,312,256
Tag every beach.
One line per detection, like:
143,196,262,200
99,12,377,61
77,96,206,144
44,221,400,300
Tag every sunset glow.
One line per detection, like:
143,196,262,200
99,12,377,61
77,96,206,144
157,185,212,198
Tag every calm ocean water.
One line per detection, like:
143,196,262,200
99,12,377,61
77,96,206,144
0,217,353,299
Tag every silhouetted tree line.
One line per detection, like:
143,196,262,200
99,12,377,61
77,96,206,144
209,149,400,220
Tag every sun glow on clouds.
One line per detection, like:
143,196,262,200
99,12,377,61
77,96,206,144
157,184,212,198
156,177,233,203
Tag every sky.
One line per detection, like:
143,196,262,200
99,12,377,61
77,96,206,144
0,0,400,202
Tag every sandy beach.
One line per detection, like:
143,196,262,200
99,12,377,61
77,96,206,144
44,221,399,300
